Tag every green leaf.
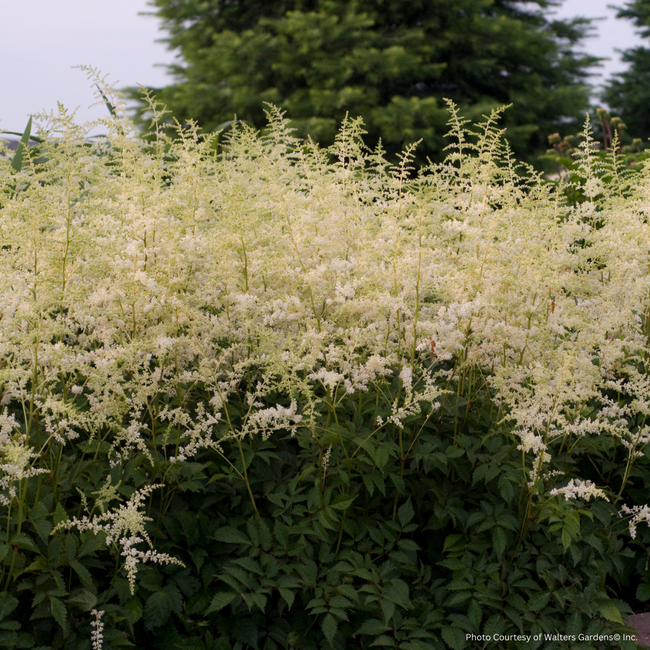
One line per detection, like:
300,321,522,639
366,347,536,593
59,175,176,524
397,539,420,552
205,592,236,615
561,528,572,551
124,596,143,623
441,626,467,650
356,618,387,635
279,589,294,609
443,534,464,553
598,601,623,624
468,599,482,629
11,117,32,173
445,446,464,459
330,495,356,510
398,499,414,527
381,598,395,622
53,503,68,527
0,593,18,621
176,638,206,650
484,614,505,637
385,579,410,608
214,527,250,545
31,518,52,543
492,527,506,558
637,583,650,602
528,592,550,612
69,560,93,586
49,596,67,631
321,613,337,646
11,532,39,554
67,590,97,612
144,585,183,630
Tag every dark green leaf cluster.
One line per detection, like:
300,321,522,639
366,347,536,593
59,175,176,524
0,369,641,649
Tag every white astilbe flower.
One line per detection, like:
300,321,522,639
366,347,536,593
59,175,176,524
53,484,185,594
108,416,154,467
168,402,223,463
240,400,303,440
620,504,650,539
0,411,48,507
90,609,104,650
388,374,441,429
550,479,608,502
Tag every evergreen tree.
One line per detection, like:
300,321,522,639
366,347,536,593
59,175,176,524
130,0,599,162
602,1,650,140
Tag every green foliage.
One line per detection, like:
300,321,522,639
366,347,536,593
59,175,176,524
128,0,599,164
602,0,650,143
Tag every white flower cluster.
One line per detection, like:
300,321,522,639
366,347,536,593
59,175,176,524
549,479,608,502
0,411,48,507
53,484,185,593
6,90,650,559
90,609,104,650
620,504,650,539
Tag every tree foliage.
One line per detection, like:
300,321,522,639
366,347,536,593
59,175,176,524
129,0,599,162
601,0,650,141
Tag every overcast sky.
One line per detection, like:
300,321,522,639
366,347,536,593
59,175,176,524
0,0,646,136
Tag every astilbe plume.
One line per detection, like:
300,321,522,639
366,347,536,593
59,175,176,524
3,76,650,550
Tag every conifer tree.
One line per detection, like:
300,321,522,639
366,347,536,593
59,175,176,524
130,0,599,162
601,1,650,140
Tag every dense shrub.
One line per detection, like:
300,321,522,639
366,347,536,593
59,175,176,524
0,79,649,649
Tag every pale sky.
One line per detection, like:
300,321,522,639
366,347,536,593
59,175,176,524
0,0,646,136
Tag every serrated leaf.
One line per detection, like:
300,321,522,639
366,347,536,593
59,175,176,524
357,618,388,635
214,527,249,545
484,614,505,637
385,579,410,608
66,590,97,612
31,519,52,543
49,596,67,631
205,592,236,615
637,583,650,602
53,503,68,527
398,499,414,527
124,596,143,623
144,585,182,630
70,560,93,585
445,446,464,459
528,592,550,612
468,599,482,629
381,598,395,622
0,593,18,621
598,601,623,624
561,528,571,551
492,527,506,557
441,626,466,650
336,584,359,602
321,613,337,646
330,495,356,511
11,533,39,554
279,588,294,609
